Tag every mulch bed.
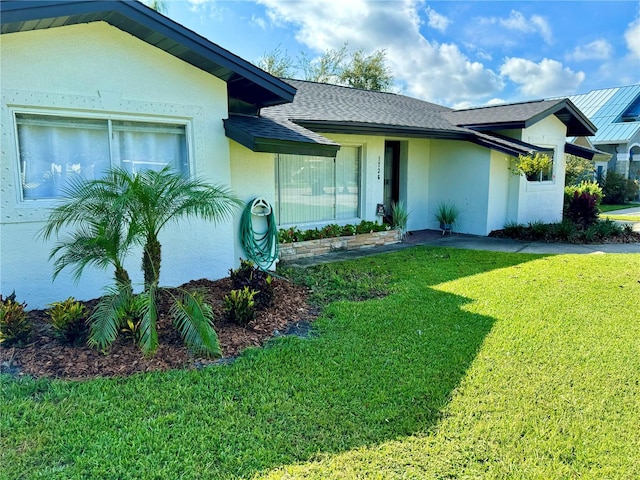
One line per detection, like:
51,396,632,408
0,277,315,381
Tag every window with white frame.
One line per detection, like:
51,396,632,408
15,113,188,200
275,146,360,225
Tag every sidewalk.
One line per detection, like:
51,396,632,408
284,229,640,267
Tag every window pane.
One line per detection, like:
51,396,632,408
335,146,359,219
112,121,188,174
16,114,110,199
276,148,360,225
277,154,335,224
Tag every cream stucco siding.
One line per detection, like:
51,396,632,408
1,23,236,308
517,115,568,224
487,150,513,234
429,140,492,235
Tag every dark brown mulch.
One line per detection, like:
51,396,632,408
0,277,315,381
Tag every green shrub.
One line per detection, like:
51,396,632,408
278,227,302,243
550,220,579,243
278,220,389,244
564,180,603,206
564,190,600,229
0,293,31,346
601,171,631,204
355,220,388,234
502,221,526,238
527,221,551,240
586,219,622,241
224,287,257,326
229,259,274,310
46,297,87,345
626,179,639,201
321,224,342,238
341,224,357,236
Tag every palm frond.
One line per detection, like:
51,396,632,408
171,291,221,358
137,284,159,356
88,283,132,351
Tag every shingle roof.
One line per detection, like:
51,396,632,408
444,98,596,137
263,80,467,138
567,85,640,144
224,115,340,157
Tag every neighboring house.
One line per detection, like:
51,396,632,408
0,0,597,308
566,85,640,183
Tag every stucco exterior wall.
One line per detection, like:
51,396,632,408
1,23,235,308
428,140,492,235
228,141,277,266
516,115,568,224
487,151,514,234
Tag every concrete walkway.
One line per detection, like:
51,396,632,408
284,228,640,267
602,205,640,233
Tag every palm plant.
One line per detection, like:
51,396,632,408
41,172,136,290
42,166,241,357
126,166,242,289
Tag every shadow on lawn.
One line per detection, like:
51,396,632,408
1,246,545,479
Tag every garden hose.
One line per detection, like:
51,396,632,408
239,198,279,271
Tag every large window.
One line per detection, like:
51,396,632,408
276,146,360,225
15,113,188,199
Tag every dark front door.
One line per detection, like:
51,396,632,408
383,140,400,220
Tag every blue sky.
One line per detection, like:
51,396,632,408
157,0,640,108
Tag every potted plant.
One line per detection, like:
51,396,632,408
511,153,553,181
435,202,459,234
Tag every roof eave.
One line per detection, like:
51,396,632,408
223,119,339,157
292,120,468,140
0,0,295,108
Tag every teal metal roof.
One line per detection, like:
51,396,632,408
567,85,640,145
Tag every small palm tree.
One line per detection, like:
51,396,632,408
126,166,242,289
42,166,241,357
41,172,136,290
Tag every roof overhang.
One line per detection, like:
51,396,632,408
565,142,612,161
0,0,295,110
449,99,597,137
224,116,340,157
470,132,554,157
291,120,469,140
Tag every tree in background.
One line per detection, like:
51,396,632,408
258,43,394,92
142,0,167,14
565,154,595,186
340,49,393,91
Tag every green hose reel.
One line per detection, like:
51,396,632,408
239,198,279,270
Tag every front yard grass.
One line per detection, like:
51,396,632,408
2,248,639,479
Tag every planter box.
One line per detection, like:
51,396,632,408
279,229,401,262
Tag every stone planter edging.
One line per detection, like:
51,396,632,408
279,229,401,262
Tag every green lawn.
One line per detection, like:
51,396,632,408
2,248,639,479
599,202,640,213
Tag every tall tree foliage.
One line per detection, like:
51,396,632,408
258,43,394,92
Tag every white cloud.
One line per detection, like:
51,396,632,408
568,39,613,61
625,16,640,59
256,0,503,105
425,6,450,33
500,57,585,98
250,14,267,30
480,10,553,45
